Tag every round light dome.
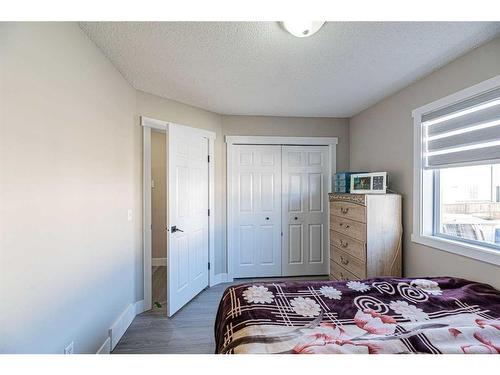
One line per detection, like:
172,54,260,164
281,21,325,38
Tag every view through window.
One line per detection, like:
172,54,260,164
438,164,500,248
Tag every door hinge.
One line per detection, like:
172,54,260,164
207,155,210,163
208,209,210,216
208,262,211,270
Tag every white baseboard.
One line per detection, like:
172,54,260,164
134,299,145,315
210,273,221,286
96,336,111,354
108,299,145,351
210,273,231,287
152,257,167,267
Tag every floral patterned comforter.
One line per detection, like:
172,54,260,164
214,277,500,354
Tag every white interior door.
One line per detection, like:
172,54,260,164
282,146,329,276
232,145,282,278
167,124,209,316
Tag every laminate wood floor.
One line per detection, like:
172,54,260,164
152,266,167,305
112,276,327,354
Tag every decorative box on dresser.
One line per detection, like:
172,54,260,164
329,193,402,281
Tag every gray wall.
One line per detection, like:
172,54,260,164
221,116,349,171
349,36,500,289
2,21,497,354
131,104,350,276
135,90,226,276
0,23,141,353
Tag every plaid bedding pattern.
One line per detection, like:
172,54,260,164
214,277,500,354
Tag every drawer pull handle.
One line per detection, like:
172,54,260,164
340,256,349,266
341,207,349,214
340,239,349,248
339,223,351,229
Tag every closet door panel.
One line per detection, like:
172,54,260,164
308,224,323,263
289,224,303,264
308,173,323,212
282,146,329,276
232,145,282,278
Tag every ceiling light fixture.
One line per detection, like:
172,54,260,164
281,21,325,38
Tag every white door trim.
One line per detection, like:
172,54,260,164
226,135,338,146
226,135,338,282
142,116,217,312
142,125,153,311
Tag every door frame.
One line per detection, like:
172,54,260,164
142,116,216,312
225,136,338,282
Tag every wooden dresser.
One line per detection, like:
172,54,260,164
329,193,402,281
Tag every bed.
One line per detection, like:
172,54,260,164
214,277,500,354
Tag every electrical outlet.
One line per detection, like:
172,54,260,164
64,341,74,354
127,209,133,222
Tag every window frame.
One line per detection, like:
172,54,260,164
412,74,500,266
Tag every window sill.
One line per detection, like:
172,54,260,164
411,233,500,266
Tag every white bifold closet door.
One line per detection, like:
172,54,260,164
232,144,329,278
232,145,282,278
282,146,329,276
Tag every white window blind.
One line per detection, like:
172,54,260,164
422,87,500,169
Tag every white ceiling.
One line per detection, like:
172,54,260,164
80,22,500,117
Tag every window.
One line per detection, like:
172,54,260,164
436,164,500,248
412,75,500,265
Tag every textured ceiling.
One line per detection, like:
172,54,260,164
80,22,500,117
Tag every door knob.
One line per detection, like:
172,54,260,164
265,217,270,220
170,225,184,233
294,216,298,220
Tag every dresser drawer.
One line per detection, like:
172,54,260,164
330,201,366,223
330,260,360,281
331,215,366,241
330,247,366,278
330,230,366,261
